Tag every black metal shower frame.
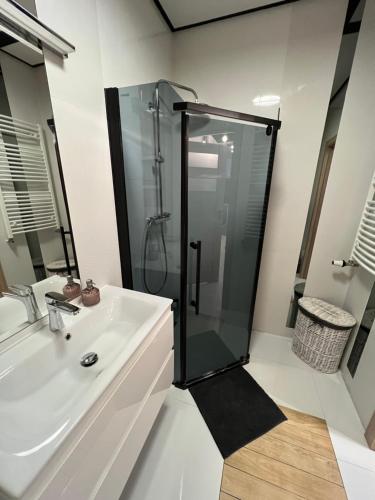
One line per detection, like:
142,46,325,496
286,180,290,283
104,88,281,389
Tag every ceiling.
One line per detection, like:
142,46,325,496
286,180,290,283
154,0,365,108
155,0,299,31
155,0,367,33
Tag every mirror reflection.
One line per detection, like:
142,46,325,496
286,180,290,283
0,47,78,342
286,26,359,328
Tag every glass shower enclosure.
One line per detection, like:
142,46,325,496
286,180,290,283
105,82,281,388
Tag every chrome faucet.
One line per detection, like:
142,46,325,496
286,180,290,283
45,291,80,332
1,284,42,324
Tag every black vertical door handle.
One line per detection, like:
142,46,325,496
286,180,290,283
190,240,201,315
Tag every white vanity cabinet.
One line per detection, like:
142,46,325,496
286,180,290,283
22,304,173,500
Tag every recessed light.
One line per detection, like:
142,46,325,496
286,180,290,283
252,95,280,107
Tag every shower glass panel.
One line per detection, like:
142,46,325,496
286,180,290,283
180,110,275,384
117,82,182,378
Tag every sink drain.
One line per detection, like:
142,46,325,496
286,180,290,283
80,352,98,367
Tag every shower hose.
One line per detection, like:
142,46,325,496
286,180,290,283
142,218,168,295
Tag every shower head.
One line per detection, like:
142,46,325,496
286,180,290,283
154,79,199,103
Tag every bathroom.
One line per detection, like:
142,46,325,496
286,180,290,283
0,0,374,498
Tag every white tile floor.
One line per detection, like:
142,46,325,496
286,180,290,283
120,388,223,500
122,331,375,500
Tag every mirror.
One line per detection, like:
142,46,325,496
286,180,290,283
286,26,360,328
0,16,78,343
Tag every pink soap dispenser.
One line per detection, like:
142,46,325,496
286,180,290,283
81,279,100,306
62,275,81,300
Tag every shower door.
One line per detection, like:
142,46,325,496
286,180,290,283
176,102,279,387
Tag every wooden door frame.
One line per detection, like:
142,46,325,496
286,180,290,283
299,135,336,279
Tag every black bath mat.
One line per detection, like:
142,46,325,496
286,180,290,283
189,367,286,458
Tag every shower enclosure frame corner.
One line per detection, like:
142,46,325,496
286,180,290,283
104,87,133,289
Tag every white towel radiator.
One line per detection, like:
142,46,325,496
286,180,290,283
0,113,59,241
351,174,375,275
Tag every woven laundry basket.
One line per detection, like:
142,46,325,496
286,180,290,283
293,297,356,373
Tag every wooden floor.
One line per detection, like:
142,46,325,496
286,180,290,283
220,406,347,500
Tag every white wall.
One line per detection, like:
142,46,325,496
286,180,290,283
173,5,289,119
305,0,375,428
35,0,122,287
96,0,172,88
173,0,347,336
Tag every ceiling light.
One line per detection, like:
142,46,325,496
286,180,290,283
222,135,228,143
252,95,280,107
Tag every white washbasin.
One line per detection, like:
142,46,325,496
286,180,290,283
0,276,69,341
0,285,172,499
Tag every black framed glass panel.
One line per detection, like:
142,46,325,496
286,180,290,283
180,109,277,386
